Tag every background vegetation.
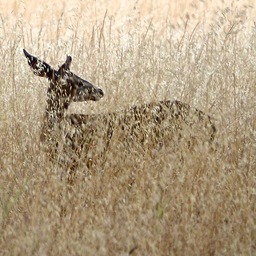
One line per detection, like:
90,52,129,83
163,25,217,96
0,0,255,255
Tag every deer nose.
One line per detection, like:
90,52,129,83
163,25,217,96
98,88,104,97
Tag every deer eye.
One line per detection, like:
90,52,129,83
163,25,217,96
63,102,69,109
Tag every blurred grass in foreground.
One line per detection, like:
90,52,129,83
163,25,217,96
0,1,255,255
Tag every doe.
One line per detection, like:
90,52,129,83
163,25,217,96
23,49,216,174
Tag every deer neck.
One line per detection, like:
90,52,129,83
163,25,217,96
40,85,70,142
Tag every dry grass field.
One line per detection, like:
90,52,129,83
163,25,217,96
0,0,256,255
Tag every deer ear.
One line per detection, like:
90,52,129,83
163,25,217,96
57,55,72,74
23,49,55,79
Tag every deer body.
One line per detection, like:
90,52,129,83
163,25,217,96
23,49,216,171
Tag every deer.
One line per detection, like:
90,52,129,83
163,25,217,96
23,49,216,179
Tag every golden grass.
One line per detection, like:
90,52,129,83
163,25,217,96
0,1,256,255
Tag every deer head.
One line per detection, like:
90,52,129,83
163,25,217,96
23,49,104,130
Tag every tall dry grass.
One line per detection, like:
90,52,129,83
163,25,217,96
0,0,255,255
